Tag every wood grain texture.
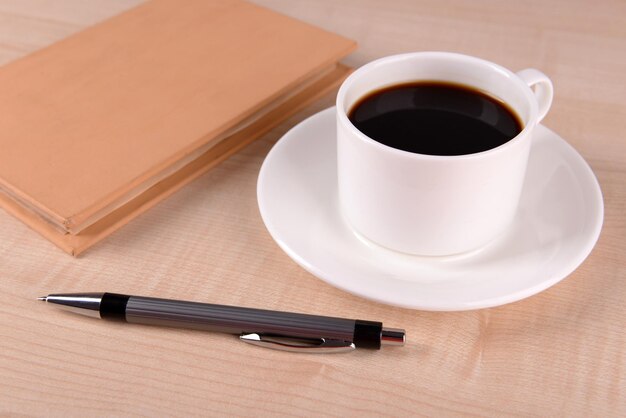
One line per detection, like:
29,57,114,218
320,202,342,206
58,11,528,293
0,0,624,416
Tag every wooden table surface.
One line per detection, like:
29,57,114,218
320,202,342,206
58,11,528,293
1,0,624,416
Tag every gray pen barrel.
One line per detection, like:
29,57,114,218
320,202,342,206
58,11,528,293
125,296,357,342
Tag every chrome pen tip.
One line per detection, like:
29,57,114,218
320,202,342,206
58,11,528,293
381,327,405,347
37,296,47,302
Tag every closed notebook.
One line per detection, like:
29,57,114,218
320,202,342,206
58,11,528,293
0,0,355,255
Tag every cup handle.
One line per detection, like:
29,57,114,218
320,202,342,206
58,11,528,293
516,68,553,123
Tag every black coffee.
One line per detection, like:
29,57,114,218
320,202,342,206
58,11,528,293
348,81,523,156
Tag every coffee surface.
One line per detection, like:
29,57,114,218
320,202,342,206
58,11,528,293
348,81,523,156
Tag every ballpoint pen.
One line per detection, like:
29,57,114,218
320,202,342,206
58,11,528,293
38,293,405,353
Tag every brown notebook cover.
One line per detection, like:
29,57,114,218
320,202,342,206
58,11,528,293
0,0,355,255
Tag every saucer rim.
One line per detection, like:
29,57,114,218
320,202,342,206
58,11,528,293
257,107,604,311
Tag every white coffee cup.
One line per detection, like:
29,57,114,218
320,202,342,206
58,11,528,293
336,52,553,256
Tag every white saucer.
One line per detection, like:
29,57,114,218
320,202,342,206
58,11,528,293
257,108,603,310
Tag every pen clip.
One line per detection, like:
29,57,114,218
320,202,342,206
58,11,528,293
240,333,355,353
